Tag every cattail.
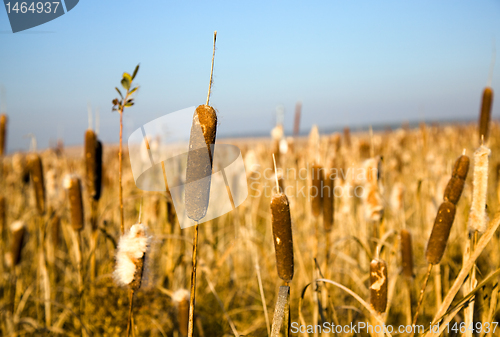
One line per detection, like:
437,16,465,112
443,177,465,205
400,229,414,279
0,114,7,156
370,258,388,313
478,87,493,142
173,289,190,336
323,163,334,232
451,155,470,180
310,163,324,217
468,145,490,234
84,130,103,201
185,104,217,221
113,223,150,290
270,193,294,282
63,175,84,231
27,153,45,215
425,201,456,265
94,140,103,201
9,220,26,267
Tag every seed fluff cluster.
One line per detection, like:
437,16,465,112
113,223,151,286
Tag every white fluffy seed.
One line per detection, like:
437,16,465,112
113,223,151,286
468,145,490,234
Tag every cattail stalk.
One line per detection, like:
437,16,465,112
413,153,470,328
113,223,150,336
186,31,217,337
269,155,293,336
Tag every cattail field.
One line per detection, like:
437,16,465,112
1,1,500,330
1,84,500,336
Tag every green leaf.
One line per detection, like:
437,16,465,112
124,102,134,107
132,64,139,80
122,72,131,82
121,78,130,91
129,87,138,95
115,87,123,99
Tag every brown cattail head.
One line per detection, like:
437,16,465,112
270,193,294,282
370,258,388,313
311,163,324,217
426,201,456,265
84,130,102,201
478,87,493,143
323,163,335,232
173,289,190,336
63,175,84,231
27,153,45,215
185,105,217,221
94,140,103,201
129,254,145,291
0,114,7,156
9,220,26,267
443,177,465,205
400,229,414,279
451,155,470,180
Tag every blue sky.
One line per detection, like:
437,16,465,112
0,0,499,151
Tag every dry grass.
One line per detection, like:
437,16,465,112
1,121,500,336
